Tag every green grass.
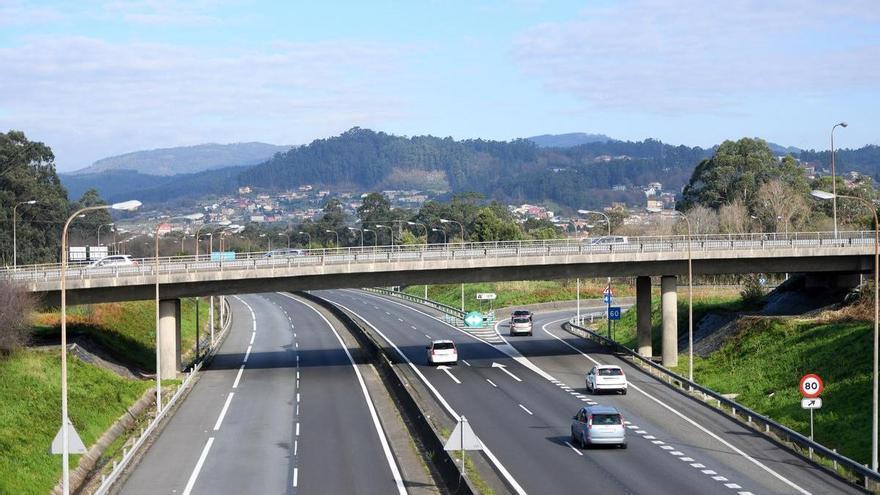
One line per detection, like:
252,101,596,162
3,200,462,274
35,298,213,371
0,349,151,495
403,280,634,313
667,317,872,465
610,289,749,350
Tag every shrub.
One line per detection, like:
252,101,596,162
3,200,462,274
740,274,765,305
0,280,35,355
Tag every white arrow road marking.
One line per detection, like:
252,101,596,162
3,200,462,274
491,362,522,382
437,365,461,384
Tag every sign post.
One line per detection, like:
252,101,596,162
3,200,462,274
603,285,613,339
444,416,483,482
799,373,824,459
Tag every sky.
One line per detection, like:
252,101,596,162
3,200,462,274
1,0,878,172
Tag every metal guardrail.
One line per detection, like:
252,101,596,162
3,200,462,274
365,287,466,322
2,230,876,285
92,297,233,494
564,318,880,490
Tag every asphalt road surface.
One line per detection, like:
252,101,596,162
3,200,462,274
319,289,864,495
119,293,405,495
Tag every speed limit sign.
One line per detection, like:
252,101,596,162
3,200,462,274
799,374,824,398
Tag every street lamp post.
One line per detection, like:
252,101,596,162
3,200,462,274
577,209,612,324
59,200,141,495
348,227,364,248
812,189,878,470
298,231,311,248
279,232,290,249
375,224,393,248
324,229,339,249
831,122,848,238
667,210,694,382
13,199,37,269
363,228,377,247
439,218,465,243
407,221,429,242
97,222,114,247
431,228,447,244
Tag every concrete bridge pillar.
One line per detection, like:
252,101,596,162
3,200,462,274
636,276,652,358
159,299,181,379
661,275,678,367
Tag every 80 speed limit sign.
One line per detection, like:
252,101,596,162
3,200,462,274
799,374,824,398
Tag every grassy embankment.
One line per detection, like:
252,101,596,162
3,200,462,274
612,291,871,465
34,298,212,371
1,297,212,494
403,280,635,312
0,350,151,495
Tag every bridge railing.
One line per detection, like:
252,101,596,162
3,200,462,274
565,317,880,490
2,230,875,284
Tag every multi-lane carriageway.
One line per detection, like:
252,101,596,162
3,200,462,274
120,290,864,495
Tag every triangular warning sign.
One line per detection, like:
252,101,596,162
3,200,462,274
444,416,483,451
51,419,87,455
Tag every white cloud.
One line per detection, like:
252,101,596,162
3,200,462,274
0,36,410,169
512,0,880,114
0,1,63,25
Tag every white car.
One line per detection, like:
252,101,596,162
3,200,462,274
585,364,628,394
87,255,138,268
426,340,458,365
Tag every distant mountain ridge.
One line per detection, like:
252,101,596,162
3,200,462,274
527,132,613,147
71,142,293,176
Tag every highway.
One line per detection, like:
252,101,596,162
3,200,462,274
320,289,865,495
120,293,406,495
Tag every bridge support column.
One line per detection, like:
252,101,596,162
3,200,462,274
636,276,652,358
159,299,181,379
661,275,678,367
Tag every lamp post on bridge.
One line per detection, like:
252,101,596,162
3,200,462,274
59,200,141,495
279,232,290,249
831,122,848,238
431,228,446,244
812,189,878,471
324,229,339,249
298,231,311,249
374,224,393,248
348,227,364,248
577,209,612,324
363,228,377,247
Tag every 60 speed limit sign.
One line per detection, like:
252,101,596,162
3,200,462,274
799,374,824,398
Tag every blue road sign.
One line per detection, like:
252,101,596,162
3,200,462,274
603,294,613,304
608,307,622,320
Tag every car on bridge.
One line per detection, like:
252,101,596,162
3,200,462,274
586,364,628,395
87,254,138,268
426,340,458,365
509,316,533,336
263,248,306,258
571,405,627,448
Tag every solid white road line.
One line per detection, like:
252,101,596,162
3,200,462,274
486,379,498,388
518,404,533,415
233,296,258,333
249,332,255,345
564,441,583,455
328,297,527,495
280,293,408,495
213,392,234,431
181,437,214,495
243,345,252,363
539,317,811,495
232,365,245,389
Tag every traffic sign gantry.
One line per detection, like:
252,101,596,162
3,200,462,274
799,374,824,398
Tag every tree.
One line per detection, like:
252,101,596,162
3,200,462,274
69,188,113,246
0,130,69,265
680,138,808,213
471,208,522,242
0,280,34,355
755,180,810,233
718,199,751,234
684,205,720,234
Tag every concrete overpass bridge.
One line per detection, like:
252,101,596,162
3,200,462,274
5,231,874,376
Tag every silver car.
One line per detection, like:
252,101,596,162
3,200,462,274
570,405,627,448
509,317,533,336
